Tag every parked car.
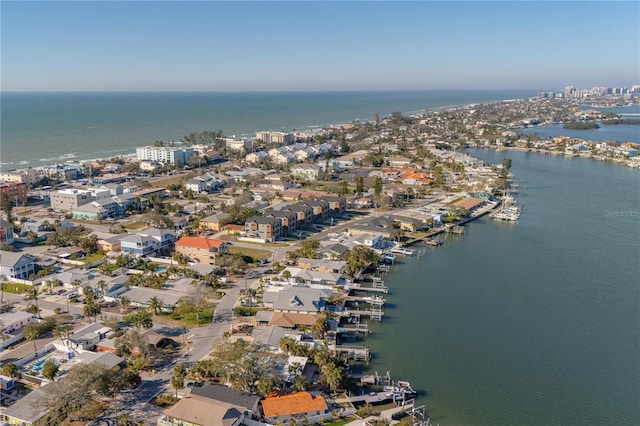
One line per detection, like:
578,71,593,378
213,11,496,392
67,292,77,299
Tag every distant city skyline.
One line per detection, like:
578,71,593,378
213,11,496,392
1,1,638,92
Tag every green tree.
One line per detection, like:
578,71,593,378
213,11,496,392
147,296,164,315
171,363,187,398
84,302,102,323
119,294,131,313
124,309,153,330
42,359,59,381
23,323,40,353
374,176,383,204
27,286,42,318
356,176,365,196
2,362,19,378
320,362,344,393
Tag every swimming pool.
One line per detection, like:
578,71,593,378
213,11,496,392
30,358,49,373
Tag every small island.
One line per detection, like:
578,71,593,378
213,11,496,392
563,121,600,130
602,118,640,125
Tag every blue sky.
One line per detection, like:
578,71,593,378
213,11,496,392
1,1,638,91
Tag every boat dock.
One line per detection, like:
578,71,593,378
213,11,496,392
346,282,389,294
336,345,371,362
346,295,386,306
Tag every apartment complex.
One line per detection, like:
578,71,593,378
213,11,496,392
136,145,195,165
255,131,293,144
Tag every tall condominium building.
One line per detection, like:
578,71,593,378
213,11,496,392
255,131,293,145
136,146,195,165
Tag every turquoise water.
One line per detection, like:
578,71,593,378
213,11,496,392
156,266,168,273
30,357,49,373
366,150,640,425
0,90,537,168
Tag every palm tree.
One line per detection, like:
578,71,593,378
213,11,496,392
147,296,164,315
27,286,42,319
96,280,107,298
2,362,19,378
119,295,131,313
23,325,40,353
53,324,73,347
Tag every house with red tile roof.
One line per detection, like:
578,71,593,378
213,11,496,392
261,391,329,424
175,236,229,265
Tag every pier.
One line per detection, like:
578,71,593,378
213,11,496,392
336,345,371,362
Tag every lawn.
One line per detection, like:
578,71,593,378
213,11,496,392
1,283,34,294
82,253,104,264
228,246,272,261
151,176,184,188
125,221,146,230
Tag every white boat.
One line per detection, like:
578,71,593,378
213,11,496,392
491,205,521,221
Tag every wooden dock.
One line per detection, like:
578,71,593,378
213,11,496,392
336,345,370,362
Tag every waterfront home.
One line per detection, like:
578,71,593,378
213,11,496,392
268,312,321,329
0,252,35,281
282,267,346,287
450,197,486,213
159,382,261,426
260,391,329,425
296,258,347,274
272,285,332,314
175,236,229,265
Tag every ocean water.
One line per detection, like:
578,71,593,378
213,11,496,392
366,150,640,425
0,90,536,168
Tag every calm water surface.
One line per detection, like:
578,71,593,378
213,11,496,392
366,150,640,425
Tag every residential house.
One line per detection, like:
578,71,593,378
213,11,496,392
261,391,329,425
291,164,320,181
296,258,347,274
92,232,123,252
119,233,158,257
273,285,332,314
67,322,112,351
245,150,269,164
159,382,261,426
200,212,229,232
185,178,207,194
0,252,35,280
0,218,15,245
141,227,176,255
119,286,181,313
175,236,229,265
72,199,118,221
